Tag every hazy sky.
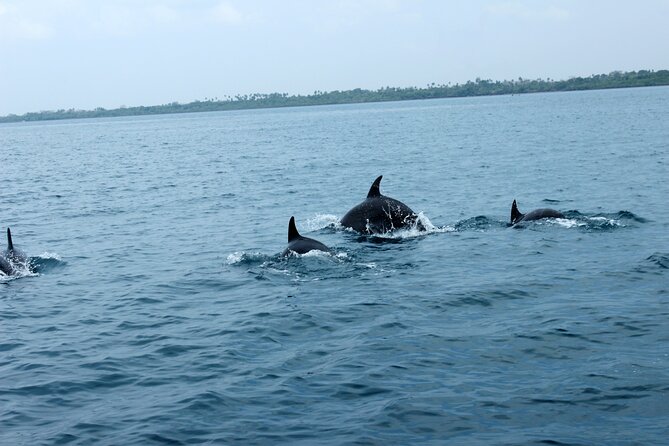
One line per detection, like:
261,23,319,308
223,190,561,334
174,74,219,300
1,0,668,115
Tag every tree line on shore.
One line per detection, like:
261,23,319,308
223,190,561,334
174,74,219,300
2,69,668,123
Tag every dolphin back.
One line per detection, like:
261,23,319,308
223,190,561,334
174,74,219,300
283,217,330,256
282,237,331,256
342,176,421,234
342,196,419,234
511,201,565,224
523,208,565,221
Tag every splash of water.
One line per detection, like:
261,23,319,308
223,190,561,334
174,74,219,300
359,212,454,240
303,214,341,231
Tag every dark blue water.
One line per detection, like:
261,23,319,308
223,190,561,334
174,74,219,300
2,87,668,445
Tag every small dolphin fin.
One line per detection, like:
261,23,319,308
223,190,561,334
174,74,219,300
511,200,523,224
367,175,383,198
7,228,13,251
288,216,301,242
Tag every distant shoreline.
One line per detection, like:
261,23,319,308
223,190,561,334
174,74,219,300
2,69,668,124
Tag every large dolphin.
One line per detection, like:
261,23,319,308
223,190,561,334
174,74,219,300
510,200,565,225
282,217,331,256
0,228,29,276
341,175,423,234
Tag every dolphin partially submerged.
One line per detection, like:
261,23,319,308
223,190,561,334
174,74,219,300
0,228,29,276
510,200,565,225
282,217,331,256
341,175,423,234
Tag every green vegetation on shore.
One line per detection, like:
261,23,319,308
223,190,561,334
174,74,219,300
2,69,668,123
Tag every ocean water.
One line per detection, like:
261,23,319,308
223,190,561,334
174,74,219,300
1,87,668,445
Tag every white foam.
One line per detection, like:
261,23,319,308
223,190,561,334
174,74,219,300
366,212,454,239
553,218,585,228
285,249,351,263
587,216,622,226
37,252,62,260
226,251,248,265
417,212,456,233
298,250,333,258
304,214,341,231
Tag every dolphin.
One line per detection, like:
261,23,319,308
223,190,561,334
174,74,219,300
282,216,331,256
341,175,423,234
0,228,29,276
510,200,565,225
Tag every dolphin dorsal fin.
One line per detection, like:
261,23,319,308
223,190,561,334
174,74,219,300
367,175,383,198
511,200,523,224
7,228,13,251
288,216,301,242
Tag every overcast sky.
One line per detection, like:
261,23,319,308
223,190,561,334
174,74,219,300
1,0,668,115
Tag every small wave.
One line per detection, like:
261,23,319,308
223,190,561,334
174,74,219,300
276,249,349,262
334,252,349,260
443,289,534,308
516,214,620,230
37,251,62,261
511,217,581,230
31,253,66,274
417,212,454,234
615,210,648,223
225,251,269,265
511,211,639,231
227,249,347,266
226,248,388,283
576,212,637,231
584,216,623,229
303,214,341,231
553,218,585,229
278,252,357,282
578,210,647,226
645,253,669,270
298,250,332,259
454,216,508,231
282,249,339,260
633,253,669,274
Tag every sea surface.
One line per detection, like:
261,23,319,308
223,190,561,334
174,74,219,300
1,87,668,445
